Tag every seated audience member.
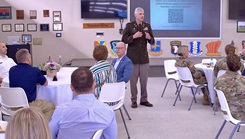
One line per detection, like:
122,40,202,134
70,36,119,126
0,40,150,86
214,44,244,77
215,53,245,121
0,41,16,83
9,49,54,121
112,42,133,83
239,40,245,60
49,67,117,139
175,45,210,105
90,45,117,98
5,107,52,139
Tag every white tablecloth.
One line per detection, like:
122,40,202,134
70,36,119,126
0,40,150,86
1,67,78,106
195,63,215,103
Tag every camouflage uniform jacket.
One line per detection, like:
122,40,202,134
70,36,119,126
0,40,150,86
214,70,245,121
175,57,207,84
213,57,244,77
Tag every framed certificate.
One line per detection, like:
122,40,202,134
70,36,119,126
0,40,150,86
14,23,24,32
53,11,61,22
27,23,37,32
2,24,11,32
53,23,63,31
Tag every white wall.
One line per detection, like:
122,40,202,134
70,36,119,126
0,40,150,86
0,0,243,66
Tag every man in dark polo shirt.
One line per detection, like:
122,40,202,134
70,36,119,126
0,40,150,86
9,49,54,121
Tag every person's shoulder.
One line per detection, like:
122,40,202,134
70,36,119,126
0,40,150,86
143,21,151,26
238,75,245,83
123,56,132,63
126,21,136,26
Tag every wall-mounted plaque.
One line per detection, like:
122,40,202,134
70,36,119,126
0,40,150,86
53,11,61,22
16,10,24,19
43,10,49,17
30,10,37,19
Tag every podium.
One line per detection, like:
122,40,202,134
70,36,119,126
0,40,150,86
6,44,31,64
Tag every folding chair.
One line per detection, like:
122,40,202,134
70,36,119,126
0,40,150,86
0,87,29,120
214,88,245,139
173,67,211,110
99,82,130,138
217,70,226,78
92,129,103,139
161,59,180,97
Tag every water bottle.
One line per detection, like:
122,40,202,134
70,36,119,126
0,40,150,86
210,58,214,67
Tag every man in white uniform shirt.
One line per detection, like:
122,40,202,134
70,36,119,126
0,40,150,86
0,41,16,83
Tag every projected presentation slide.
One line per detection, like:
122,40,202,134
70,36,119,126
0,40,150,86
150,0,202,30
130,0,221,38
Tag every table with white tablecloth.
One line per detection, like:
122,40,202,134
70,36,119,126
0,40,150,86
1,67,78,106
195,63,216,103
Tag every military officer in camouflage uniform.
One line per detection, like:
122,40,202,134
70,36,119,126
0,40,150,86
214,53,245,121
175,45,210,105
214,44,244,77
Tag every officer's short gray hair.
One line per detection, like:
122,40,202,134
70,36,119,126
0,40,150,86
135,7,144,14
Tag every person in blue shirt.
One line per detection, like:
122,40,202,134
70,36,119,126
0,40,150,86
112,42,133,83
49,67,117,139
9,49,54,121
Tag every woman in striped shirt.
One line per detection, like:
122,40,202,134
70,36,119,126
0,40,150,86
90,45,117,98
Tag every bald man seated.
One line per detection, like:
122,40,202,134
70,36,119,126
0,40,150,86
112,42,133,83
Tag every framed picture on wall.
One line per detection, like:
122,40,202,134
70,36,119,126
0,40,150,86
237,21,245,33
27,23,37,32
43,10,49,17
22,34,32,43
2,24,11,32
53,23,63,31
30,10,37,19
53,11,61,22
0,6,12,19
40,24,49,31
14,23,24,32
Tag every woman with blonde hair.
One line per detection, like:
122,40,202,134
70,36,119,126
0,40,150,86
5,107,52,139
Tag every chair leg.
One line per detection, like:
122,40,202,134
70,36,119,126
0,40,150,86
237,125,241,132
161,79,170,97
204,86,216,115
123,104,131,120
188,87,198,111
174,81,180,95
175,83,182,101
173,85,182,106
215,120,226,139
190,88,197,103
119,108,130,138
